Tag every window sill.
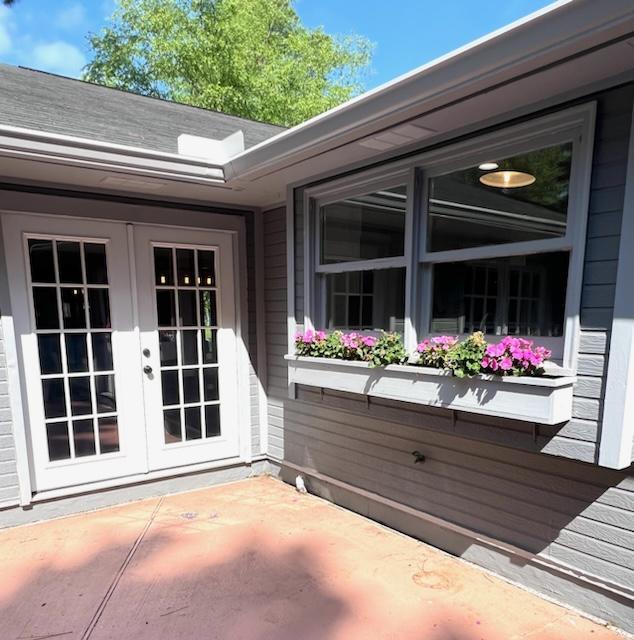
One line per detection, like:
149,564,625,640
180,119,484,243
285,355,576,425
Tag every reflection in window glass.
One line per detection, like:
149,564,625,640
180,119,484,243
84,244,108,284
98,417,120,454
73,419,96,457
46,421,70,461
33,287,59,330
428,143,572,252
95,375,117,413
320,186,406,264
38,334,62,374
325,267,405,331
61,288,86,329
431,252,568,337
57,241,83,283
66,334,89,373
28,239,55,283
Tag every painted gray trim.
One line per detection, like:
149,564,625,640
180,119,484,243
600,98,634,469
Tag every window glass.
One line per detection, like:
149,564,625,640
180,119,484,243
325,267,405,331
427,143,572,252
320,186,406,264
431,251,568,337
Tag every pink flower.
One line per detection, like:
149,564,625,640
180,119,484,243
500,357,513,371
315,330,327,342
488,358,499,371
481,357,490,368
361,335,377,348
486,343,505,357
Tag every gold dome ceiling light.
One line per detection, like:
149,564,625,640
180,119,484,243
479,170,536,188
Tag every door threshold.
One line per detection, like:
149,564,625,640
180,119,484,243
30,455,262,504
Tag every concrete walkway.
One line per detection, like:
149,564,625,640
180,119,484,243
0,476,624,639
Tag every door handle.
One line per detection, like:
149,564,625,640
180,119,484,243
143,365,153,375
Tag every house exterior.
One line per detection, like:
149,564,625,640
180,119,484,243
1,0,633,632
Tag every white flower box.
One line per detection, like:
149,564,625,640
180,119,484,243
285,355,576,425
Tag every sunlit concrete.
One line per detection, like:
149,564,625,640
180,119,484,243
0,477,623,639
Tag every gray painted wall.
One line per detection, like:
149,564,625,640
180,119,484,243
0,188,263,510
264,85,634,631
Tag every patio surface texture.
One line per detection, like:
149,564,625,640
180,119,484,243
0,476,625,640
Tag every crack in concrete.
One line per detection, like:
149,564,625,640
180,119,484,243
80,497,164,640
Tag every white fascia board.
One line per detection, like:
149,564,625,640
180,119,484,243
0,124,226,183
599,99,634,470
225,0,634,181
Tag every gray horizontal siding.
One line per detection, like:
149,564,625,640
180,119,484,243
283,392,634,596
0,320,19,508
263,207,287,461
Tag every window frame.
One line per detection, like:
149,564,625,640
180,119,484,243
302,103,596,370
304,168,414,332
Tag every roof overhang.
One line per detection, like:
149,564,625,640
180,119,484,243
0,0,632,208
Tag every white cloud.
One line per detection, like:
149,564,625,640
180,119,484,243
55,3,86,30
0,6,12,55
31,41,87,77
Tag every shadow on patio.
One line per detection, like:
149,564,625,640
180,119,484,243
0,477,621,639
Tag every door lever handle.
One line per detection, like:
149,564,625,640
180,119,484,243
143,365,153,375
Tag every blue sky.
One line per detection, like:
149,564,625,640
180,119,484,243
0,0,555,88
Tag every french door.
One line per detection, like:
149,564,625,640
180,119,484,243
134,226,239,470
2,214,240,493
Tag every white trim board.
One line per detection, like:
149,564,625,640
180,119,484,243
599,99,634,470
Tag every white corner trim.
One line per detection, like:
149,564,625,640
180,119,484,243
599,100,634,470
254,209,269,456
286,186,297,400
234,223,253,464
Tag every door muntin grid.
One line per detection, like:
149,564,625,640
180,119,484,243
153,245,221,445
27,236,120,464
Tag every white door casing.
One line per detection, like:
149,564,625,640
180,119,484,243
2,214,243,493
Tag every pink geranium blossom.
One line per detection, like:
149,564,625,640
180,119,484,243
480,336,551,376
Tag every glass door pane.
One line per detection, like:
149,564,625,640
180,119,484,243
152,246,221,445
28,238,120,463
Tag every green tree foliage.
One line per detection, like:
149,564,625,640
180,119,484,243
84,0,373,126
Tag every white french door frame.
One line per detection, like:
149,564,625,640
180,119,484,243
133,225,245,470
0,204,253,502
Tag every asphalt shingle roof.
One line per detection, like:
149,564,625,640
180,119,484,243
0,64,284,153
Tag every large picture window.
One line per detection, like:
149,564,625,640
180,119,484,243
304,105,594,367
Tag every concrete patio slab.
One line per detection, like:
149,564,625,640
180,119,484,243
0,476,625,639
